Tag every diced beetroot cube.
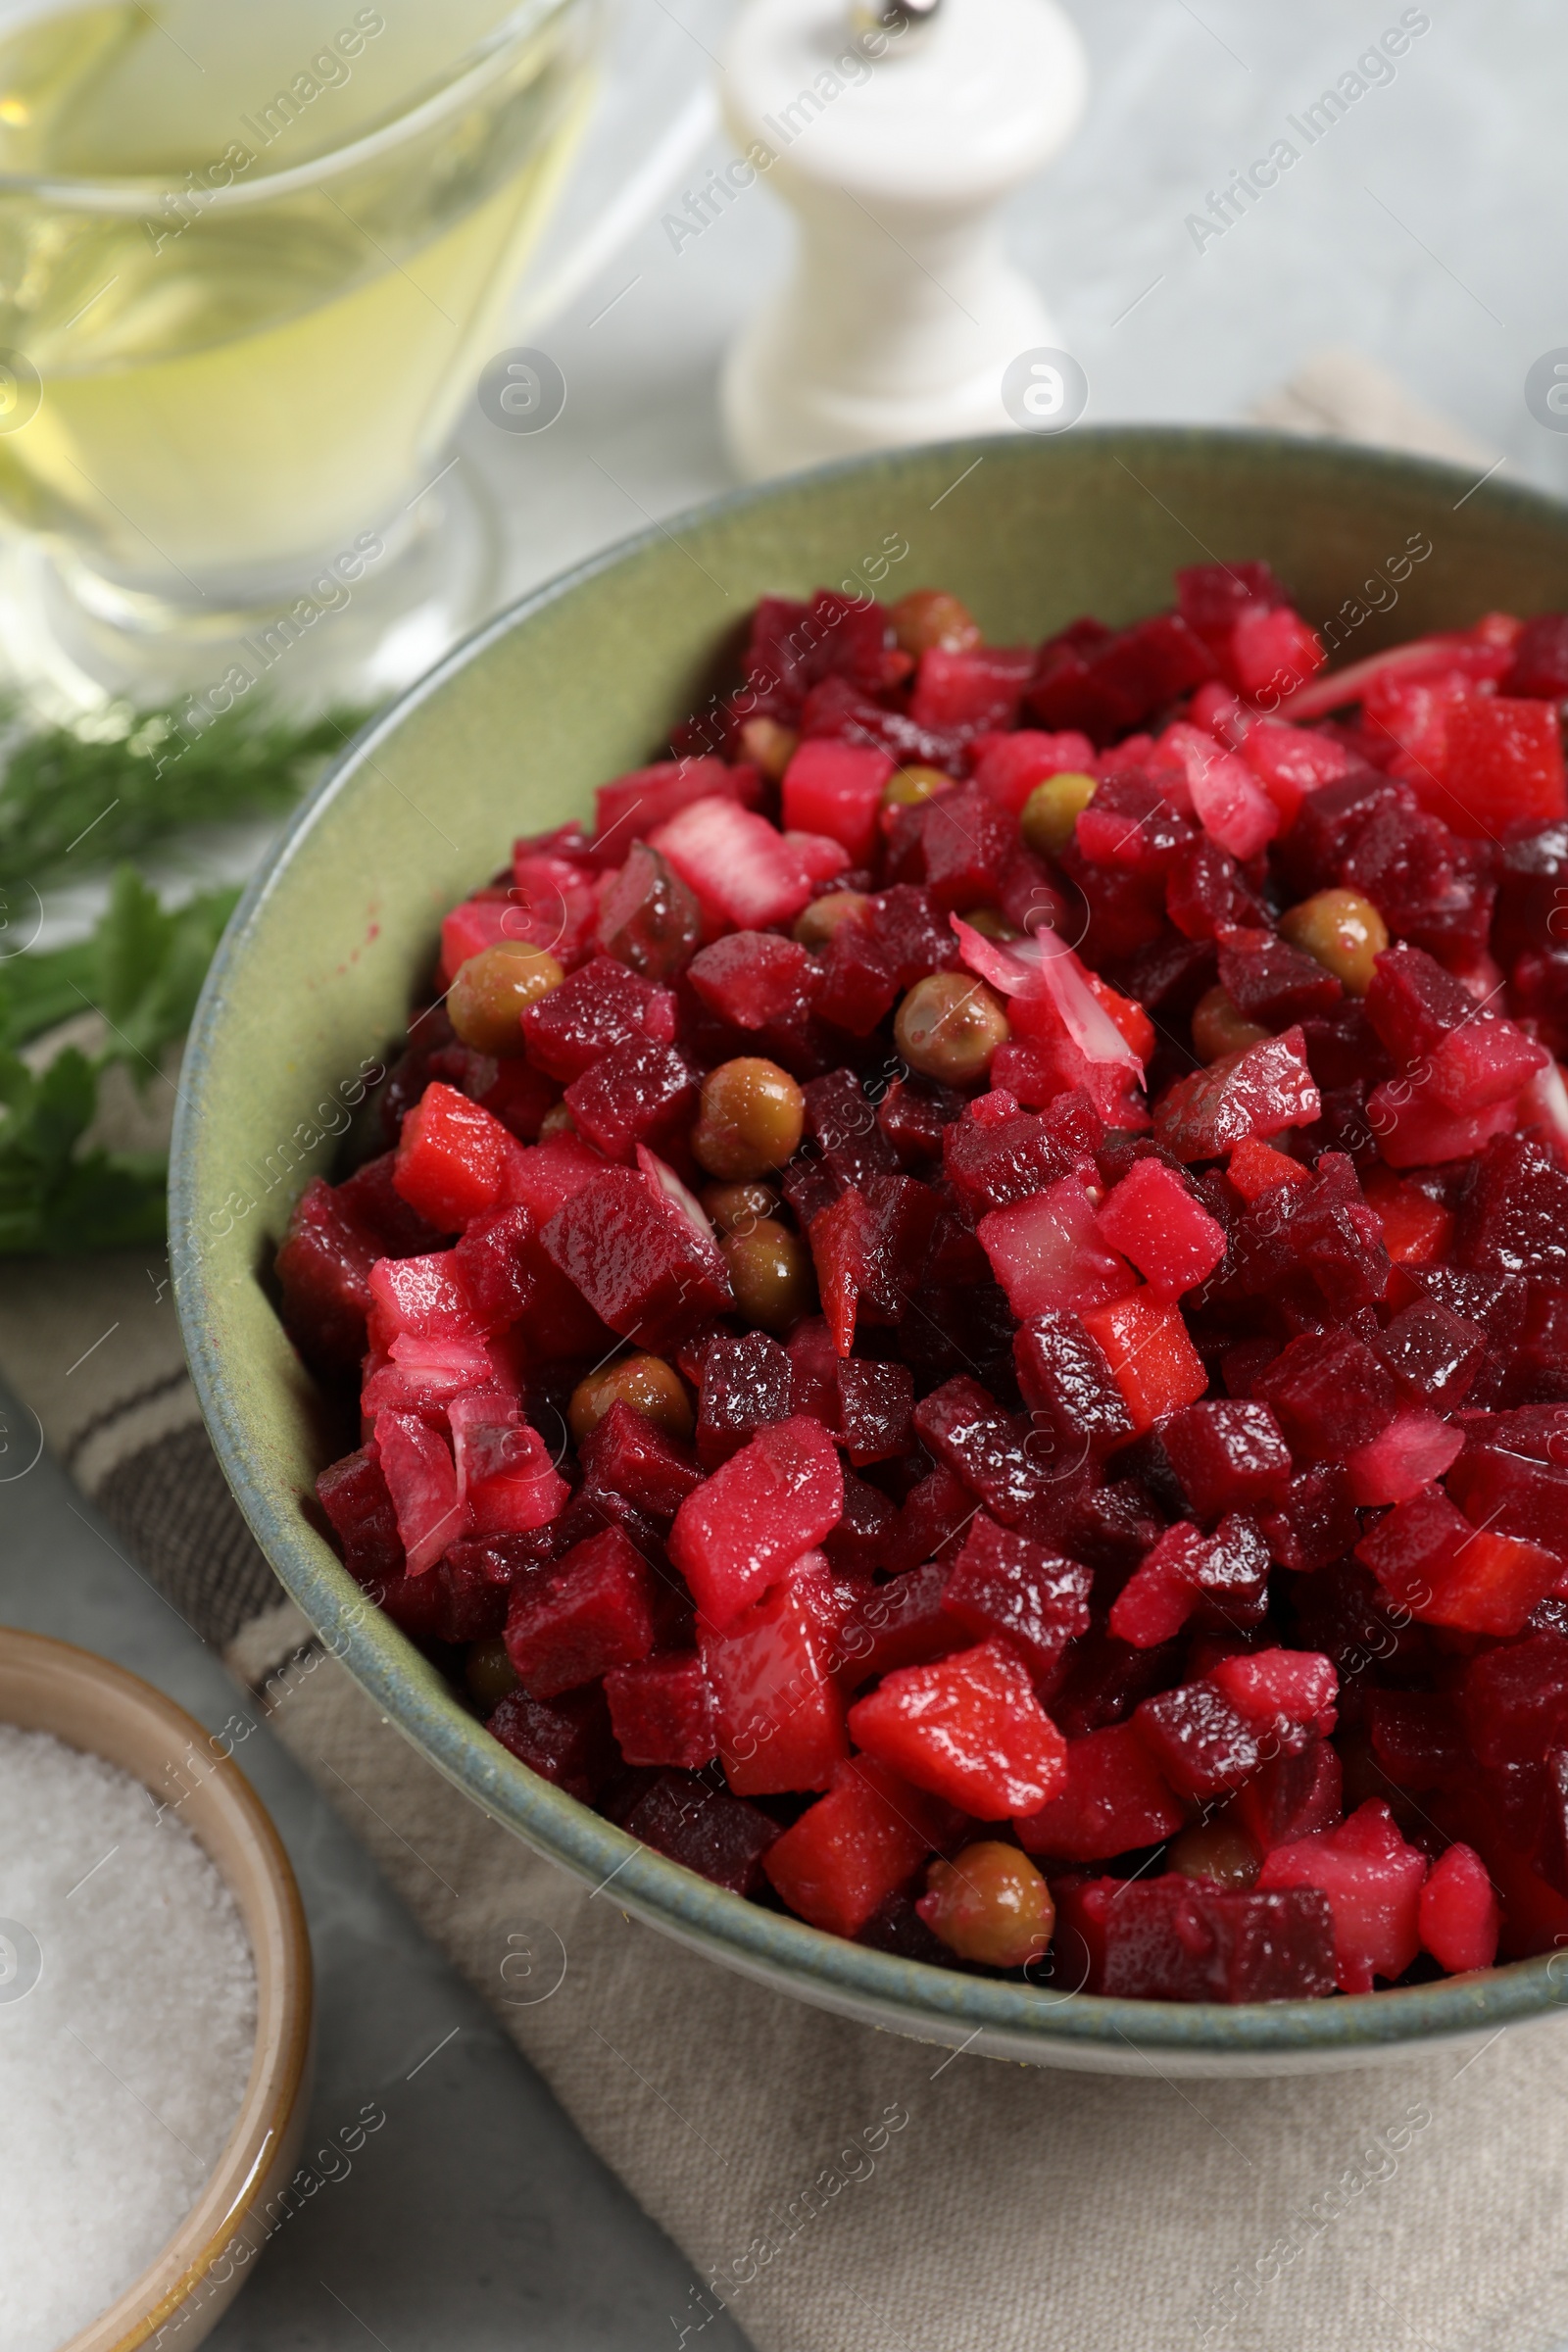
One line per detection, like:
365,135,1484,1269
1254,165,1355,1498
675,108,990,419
1446,1441,1568,1558
912,1375,1044,1527
1437,693,1567,838
1184,1880,1342,2003
978,1175,1137,1321
841,1560,965,1685
1423,1011,1547,1116
669,1414,844,1626
1107,1522,1213,1649
564,1039,698,1162
603,1651,716,1769
847,1640,1067,1817
1363,940,1474,1063
594,840,703,982
579,1399,702,1523
509,850,600,963
366,1250,476,1343
1231,601,1324,699
1239,717,1352,825
1253,1326,1397,1460
1233,1739,1343,1853
814,911,901,1036
1462,1631,1568,1773
1078,1290,1209,1433
1030,612,1217,744
1362,1166,1453,1265
808,1186,880,1357
1153,1026,1320,1162
373,1408,461,1575
781,738,893,864
1356,1483,1560,1638
876,1076,965,1167
913,781,1015,910
487,1683,615,1802
824,1474,898,1578
504,1526,655,1698
687,931,820,1033
1503,612,1568,700
804,1067,898,1188
1012,1308,1133,1457
909,643,1033,734
943,1105,1074,1217
439,895,517,986
1459,1134,1568,1283
1364,1690,1469,1789
551,1484,664,1574
1256,1461,1358,1573
696,1331,796,1468
1237,1153,1393,1320
318,1446,404,1588
1075,1874,1338,2002
505,1132,608,1226
1418,1841,1500,1974
1217,925,1343,1026
700,1553,850,1794
619,1769,779,1895
377,1549,511,1646
1208,1648,1337,1739
1191,1511,1272,1632
449,1390,567,1537
1177,559,1285,646
835,1357,914,1465
886,1465,977,1576
592,757,757,851
1375,1298,1487,1406
276,1179,389,1375
762,1754,950,1936
1013,1721,1186,1860
1165,834,1269,943
394,1082,517,1232
1346,1409,1463,1506
970,727,1097,815
785,1313,839,1426
870,1171,943,1300
1132,1680,1261,1802
1162,1399,1292,1520
1256,1799,1427,1992
1094,1158,1226,1301
1225,1135,1310,1202
651,795,848,933
450,1209,537,1333
540,1164,733,1352
521,956,676,1083
944,1513,1092,1680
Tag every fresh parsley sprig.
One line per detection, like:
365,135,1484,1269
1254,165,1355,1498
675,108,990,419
0,697,361,894
0,867,244,1254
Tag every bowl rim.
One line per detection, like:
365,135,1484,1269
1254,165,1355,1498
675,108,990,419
172,421,1568,2060
0,1628,314,2351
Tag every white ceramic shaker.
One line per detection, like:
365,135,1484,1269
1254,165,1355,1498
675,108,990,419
719,0,1089,480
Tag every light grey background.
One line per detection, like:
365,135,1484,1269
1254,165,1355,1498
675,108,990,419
8,1,1568,2342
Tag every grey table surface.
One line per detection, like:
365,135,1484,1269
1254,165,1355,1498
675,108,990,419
7,1,1568,2343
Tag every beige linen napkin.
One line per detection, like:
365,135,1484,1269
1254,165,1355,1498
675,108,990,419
3,353,1561,2352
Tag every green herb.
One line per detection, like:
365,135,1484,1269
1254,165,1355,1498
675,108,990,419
0,696,362,894
0,868,241,1254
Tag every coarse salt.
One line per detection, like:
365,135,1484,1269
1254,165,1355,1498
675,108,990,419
0,1725,257,2352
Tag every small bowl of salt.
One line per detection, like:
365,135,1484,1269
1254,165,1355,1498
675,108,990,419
0,1627,313,2352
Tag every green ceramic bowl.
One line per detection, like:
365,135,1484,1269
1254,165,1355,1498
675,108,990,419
172,426,1568,2076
